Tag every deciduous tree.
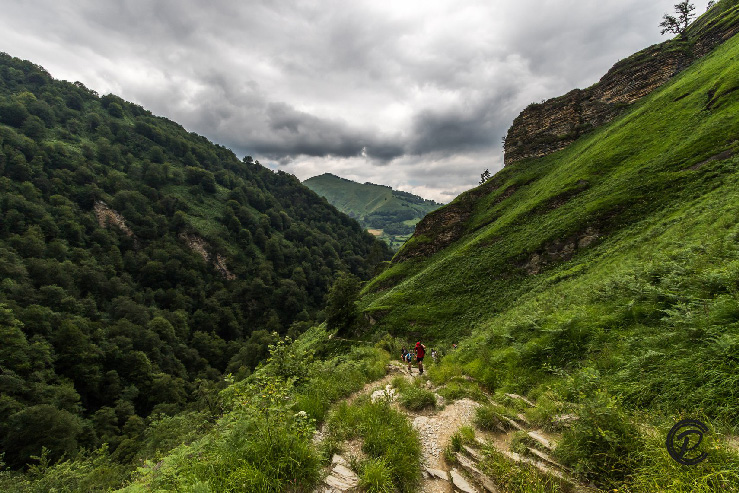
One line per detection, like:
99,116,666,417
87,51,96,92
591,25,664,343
660,1,696,38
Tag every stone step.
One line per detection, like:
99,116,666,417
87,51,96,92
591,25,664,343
499,450,574,485
551,413,578,428
321,455,359,492
324,473,358,491
426,467,450,480
455,453,500,493
450,468,479,493
526,447,568,471
500,415,525,431
462,444,483,461
504,393,535,407
331,454,348,466
527,431,554,451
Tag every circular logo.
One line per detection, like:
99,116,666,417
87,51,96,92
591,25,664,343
666,419,709,465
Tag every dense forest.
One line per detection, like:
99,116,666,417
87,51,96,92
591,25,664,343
0,52,391,469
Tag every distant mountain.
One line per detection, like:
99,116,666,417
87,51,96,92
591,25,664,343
303,173,442,249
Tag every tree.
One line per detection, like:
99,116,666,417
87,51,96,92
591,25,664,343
325,272,361,334
707,1,716,10
2,405,84,467
0,305,30,373
479,168,492,185
660,1,696,39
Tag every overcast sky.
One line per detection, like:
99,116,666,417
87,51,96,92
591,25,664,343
0,0,714,202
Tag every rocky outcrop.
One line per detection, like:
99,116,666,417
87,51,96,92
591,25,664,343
179,233,236,280
93,201,134,237
521,226,600,275
504,5,739,165
393,180,499,262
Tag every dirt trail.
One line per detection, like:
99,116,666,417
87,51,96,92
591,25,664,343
411,398,479,493
384,363,481,492
314,362,483,492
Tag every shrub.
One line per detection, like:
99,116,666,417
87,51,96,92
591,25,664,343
555,391,644,488
398,385,436,411
326,399,421,492
437,379,486,402
478,446,565,493
475,403,515,432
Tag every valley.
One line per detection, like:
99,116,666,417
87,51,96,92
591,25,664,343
2,1,739,492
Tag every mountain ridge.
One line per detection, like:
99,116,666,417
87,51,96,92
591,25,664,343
303,172,441,250
0,50,391,469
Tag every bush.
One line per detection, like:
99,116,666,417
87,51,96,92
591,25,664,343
437,379,486,402
478,446,565,493
397,383,436,411
326,398,421,492
555,391,644,488
475,403,516,432
629,422,739,492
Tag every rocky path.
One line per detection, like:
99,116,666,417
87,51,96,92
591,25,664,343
315,363,589,492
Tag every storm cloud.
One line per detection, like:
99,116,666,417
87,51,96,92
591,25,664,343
0,0,714,201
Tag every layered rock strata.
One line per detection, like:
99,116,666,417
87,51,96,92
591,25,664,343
503,9,739,165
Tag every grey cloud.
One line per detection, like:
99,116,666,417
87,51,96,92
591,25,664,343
0,0,708,201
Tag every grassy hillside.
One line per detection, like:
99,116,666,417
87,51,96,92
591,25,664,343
358,5,739,489
304,173,441,249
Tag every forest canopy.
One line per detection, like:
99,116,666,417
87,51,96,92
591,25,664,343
0,52,391,468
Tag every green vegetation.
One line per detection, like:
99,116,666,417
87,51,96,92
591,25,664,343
358,2,739,489
0,326,393,491
2,2,739,491
392,376,437,411
477,447,566,493
325,395,422,492
303,173,441,249
0,51,391,471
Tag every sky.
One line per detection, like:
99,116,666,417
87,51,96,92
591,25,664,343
0,0,715,202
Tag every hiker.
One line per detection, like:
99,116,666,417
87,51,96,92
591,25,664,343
415,341,426,374
401,347,408,364
405,348,413,371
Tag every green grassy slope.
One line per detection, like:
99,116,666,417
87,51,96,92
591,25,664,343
303,173,441,248
362,5,739,421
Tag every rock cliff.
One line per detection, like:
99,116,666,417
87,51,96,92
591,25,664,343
503,3,739,166
397,2,739,263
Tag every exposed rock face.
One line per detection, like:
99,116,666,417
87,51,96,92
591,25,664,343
503,13,739,166
393,181,497,262
93,201,134,237
521,226,599,275
179,233,236,280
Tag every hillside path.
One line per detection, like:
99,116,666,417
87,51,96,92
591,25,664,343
315,362,481,492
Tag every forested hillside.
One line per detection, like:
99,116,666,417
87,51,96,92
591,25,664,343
0,52,390,469
303,173,441,249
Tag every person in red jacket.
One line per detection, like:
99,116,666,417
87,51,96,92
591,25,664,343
415,341,426,374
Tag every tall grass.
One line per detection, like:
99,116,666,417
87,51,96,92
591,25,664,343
326,396,422,492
